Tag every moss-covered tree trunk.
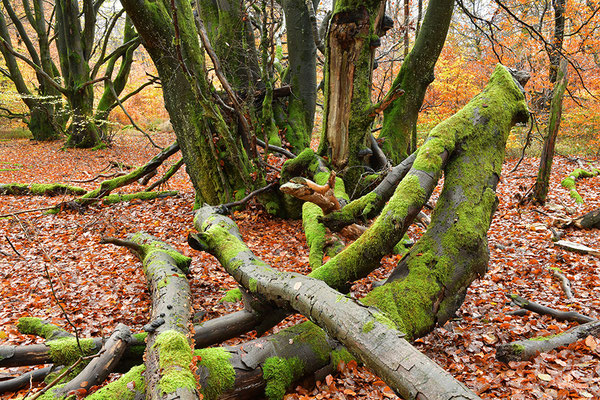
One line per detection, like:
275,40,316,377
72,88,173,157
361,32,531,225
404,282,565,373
533,59,568,204
56,0,102,148
317,0,385,187
0,2,63,141
378,0,454,163
121,0,254,206
275,0,317,153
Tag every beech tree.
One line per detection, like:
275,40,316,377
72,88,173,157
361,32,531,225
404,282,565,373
0,0,141,147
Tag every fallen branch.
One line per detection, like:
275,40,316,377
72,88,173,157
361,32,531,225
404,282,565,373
496,320,600,363
572,208,600,229
146,158,184,191
48,324,131,399
0,366,52,393
554,240,600,256
560,167,599,204
550,267,574,299
0,184,87,196
506,293,594,324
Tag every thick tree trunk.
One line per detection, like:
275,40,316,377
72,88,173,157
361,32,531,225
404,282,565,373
379,0,454,163
533,59,568,204
277,0,317,152
122,0,254,206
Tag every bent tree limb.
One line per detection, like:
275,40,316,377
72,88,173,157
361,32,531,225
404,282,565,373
496,320,600,363
102,233,198,400
560,167,599,204
48,324,132,399
194,206,480,400
309,65,529,291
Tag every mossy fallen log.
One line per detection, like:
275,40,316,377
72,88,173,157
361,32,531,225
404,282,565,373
102,233,198,400
102,190,178,204
496,320,600,363
560,167,599,204
0,183,87,196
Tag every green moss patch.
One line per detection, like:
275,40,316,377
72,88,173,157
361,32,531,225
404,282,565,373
262,356,304,400
195,347,235,400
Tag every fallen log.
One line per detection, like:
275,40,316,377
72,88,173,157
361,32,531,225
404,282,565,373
496,320,600,363
0,184,87,196
572,208,600,229
147,158,185,191
195,206,481,399
506,293,594,324
0,366,52,393
103,233,199,400
43,324,132,399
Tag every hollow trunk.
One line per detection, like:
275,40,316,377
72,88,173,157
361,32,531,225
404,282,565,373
318,0,385,187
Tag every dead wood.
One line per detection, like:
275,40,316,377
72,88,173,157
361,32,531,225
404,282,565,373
496,320,600,363
507,293,594,324
554,240,600,256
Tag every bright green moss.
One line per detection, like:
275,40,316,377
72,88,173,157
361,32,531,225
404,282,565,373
303,202,326,270
362,320,374,333
560,168,598,204
86,364,146,400
512,343,525,354
153,330,196,395
248,278,258,293
102,191,178,204
219,288,242,303
17,317,63,340
195,347,235,400
330,348,355,368
280,321,330,364
47,337,97,366
262,356,304,400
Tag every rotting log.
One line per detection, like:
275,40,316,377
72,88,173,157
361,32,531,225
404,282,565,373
194,206,481,400
0,184,87,196
102,190,178,204
102,233,198,400
309,65,529,291
496,320,600,363
44,324,132,399
573,208,600,229
0,366,52,393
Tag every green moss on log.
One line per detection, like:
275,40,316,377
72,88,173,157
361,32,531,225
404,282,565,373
17,317,64,340
195,347,235,400
47,338,97,366
102,190,178,204
219,288,242,303
153,330,197,395
561,168,599,204
86,364,146,400
262,356,304,400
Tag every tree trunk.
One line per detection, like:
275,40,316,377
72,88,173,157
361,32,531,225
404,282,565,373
277,0,316,152
318,0,385,186
574,208,600,229
533,59,569,204
122,0,254,206
379,0,454,163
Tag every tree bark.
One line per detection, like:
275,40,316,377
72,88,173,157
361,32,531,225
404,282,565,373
379,0,454,163
533,59,569,204
103,234,199,400
573,208,600,229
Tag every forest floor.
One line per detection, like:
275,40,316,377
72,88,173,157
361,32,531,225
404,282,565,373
0,131,599,400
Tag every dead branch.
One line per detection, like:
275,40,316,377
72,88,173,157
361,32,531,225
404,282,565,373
507,293,594,323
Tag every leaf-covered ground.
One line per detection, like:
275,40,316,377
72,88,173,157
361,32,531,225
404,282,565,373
0,132,599,399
